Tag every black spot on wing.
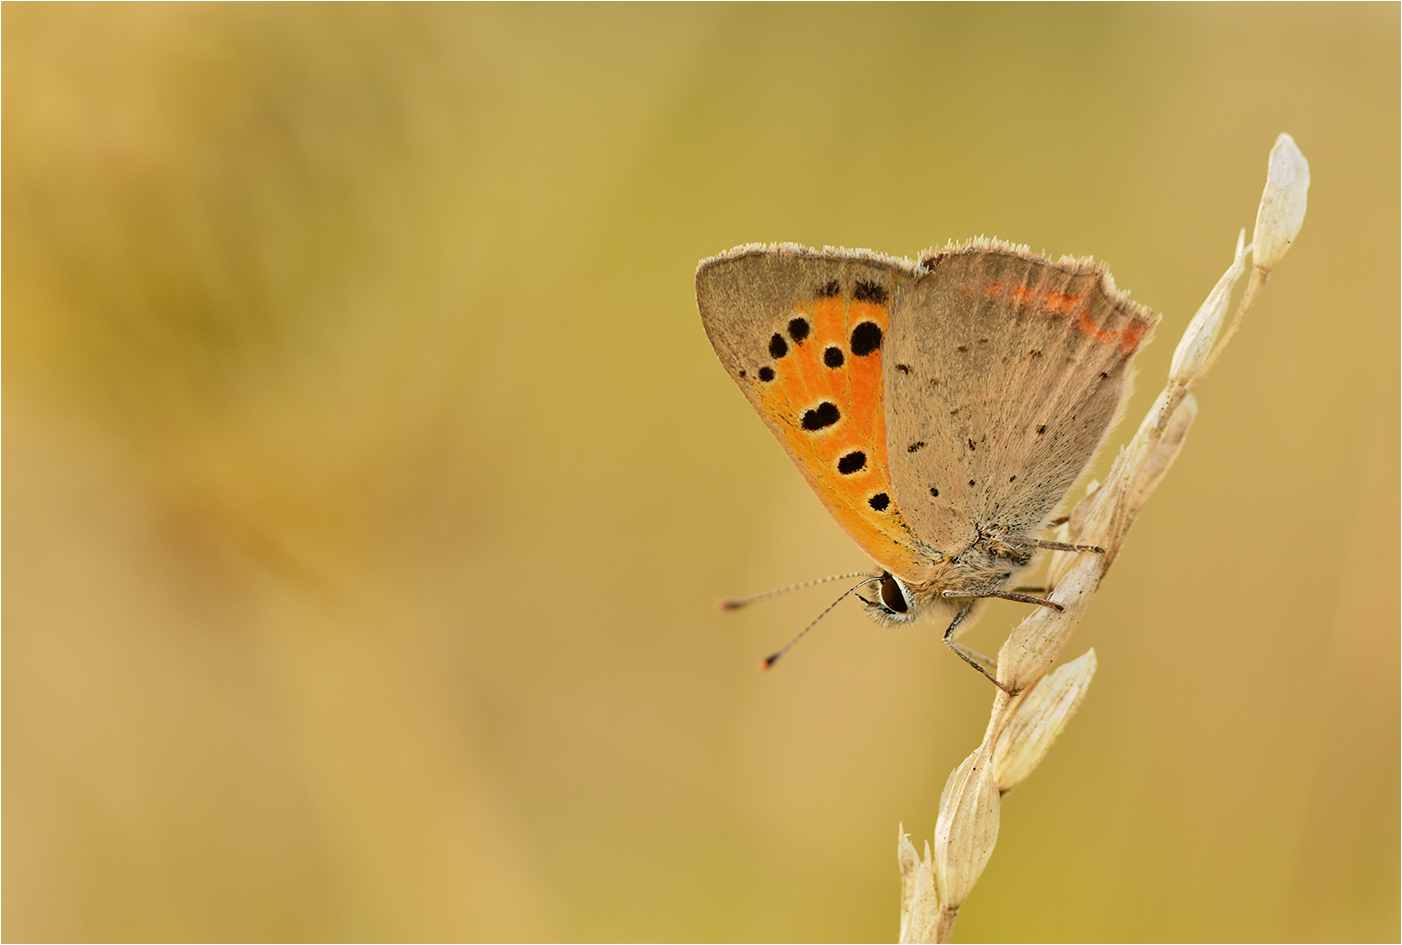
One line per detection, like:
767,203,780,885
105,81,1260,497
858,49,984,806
801,402,840,431
823,346,844,368
868,493,890,511
816,279,841,298
788,317,810,343
758,366,775,382
907,441,926,453
769,334,788,359
850,322,883,357
853,281,889,305
837,451,866,474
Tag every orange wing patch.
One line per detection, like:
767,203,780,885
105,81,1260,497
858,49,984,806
746,280,931,581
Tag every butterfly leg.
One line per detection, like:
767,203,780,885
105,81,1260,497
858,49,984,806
947,587,1066,611
993,536,1098,597
998,535,1105,554
941,604,1015,694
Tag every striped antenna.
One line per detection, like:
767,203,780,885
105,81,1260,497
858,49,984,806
716,571,879,611
760,576,881,671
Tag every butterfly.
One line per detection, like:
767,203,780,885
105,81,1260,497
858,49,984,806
696,240,1157,684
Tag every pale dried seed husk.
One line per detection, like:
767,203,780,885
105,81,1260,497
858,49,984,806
1253,133,1310,273
1170,231,1247,382
897,830,930,925
933,748,1000,909
899,839,940,944
992,649,1098,793
1129,394,1197,517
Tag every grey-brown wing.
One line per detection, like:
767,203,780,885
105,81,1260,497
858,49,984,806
883,242,1158,552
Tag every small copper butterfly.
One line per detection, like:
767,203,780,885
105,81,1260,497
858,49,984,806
696,240,1158,684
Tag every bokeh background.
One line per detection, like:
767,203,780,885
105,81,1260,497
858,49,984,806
4,4,1397,942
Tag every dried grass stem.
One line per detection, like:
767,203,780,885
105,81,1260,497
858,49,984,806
899,133,1309,944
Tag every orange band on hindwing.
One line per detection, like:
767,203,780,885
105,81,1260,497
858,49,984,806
974,279,1150,355
748,281,928,580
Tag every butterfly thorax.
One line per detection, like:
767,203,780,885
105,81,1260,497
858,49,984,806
857,524,1040,627
910,529,1035,596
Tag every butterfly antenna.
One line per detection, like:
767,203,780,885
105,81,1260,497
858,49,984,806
760,576,881,671
716,571,879,611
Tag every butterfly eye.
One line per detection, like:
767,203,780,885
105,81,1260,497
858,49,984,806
879,573,909,613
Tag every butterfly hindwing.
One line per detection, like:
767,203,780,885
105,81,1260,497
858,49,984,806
696,245,937,582
884,243,1159,551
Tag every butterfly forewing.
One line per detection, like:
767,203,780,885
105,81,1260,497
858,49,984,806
696,246,938,582
884,245,1158,550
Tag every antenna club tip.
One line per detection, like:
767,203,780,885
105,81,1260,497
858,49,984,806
760,655,778,671
716,598,742,611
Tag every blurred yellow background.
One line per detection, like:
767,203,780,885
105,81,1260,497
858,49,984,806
4,4,1397,942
